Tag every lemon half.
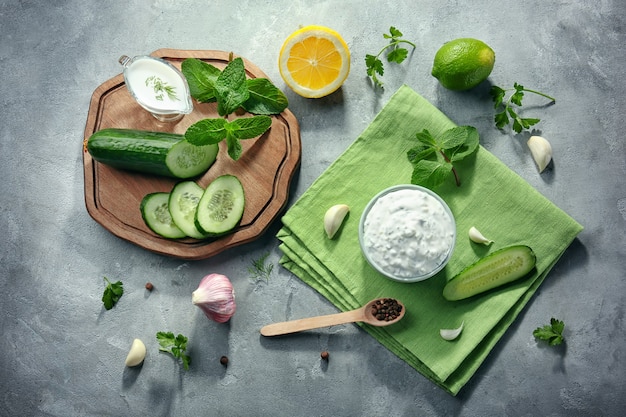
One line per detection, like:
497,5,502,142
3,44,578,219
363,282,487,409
278,25,350,98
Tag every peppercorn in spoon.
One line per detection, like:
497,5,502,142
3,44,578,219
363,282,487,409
260,298,405,336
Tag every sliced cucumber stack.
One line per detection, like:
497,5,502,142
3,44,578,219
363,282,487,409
140,192,187,239
195,175,245,236
168,181,207,239
443,245,536,301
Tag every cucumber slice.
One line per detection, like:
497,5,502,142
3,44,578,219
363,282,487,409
168,181,207,239
165,139,219,178
140,192,187,239
195,175,245,236
443,245,536,301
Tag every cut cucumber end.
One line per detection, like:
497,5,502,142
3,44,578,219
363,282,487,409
140,192,187,239
165,140,219,178
195,175,245,236
443,245,536,301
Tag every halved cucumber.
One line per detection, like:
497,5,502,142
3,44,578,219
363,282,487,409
87,128,219,179
195,175,245,236
140,192,187,239
168,181,207,239
443,245,536,301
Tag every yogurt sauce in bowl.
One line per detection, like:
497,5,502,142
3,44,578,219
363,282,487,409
359,184,456,283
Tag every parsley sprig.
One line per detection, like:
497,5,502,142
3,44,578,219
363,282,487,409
157,331,191,370
181,56,288,160
533,318,565,346
102,277,123,310
366,27,416,88
407,126,479,189
490,83,556,133
248,251,274,282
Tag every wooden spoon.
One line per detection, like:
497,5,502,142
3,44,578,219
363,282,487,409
260,298,405,337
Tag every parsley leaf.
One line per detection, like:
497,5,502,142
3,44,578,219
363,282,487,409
490,83,555,133
365,26,416,88
407,126,479,189
102,277,123,310
533,318,565,346
157,331,191,370
185,115,272,160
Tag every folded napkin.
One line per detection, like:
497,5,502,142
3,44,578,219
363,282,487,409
276,85,583,395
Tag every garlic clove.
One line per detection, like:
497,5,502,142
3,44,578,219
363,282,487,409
324,204,350,239
125,338,146,367
527,135,553,173
192,274,236,323
469,226,493,245
440,321,464,341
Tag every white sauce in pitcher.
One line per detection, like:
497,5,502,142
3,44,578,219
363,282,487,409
362,187,456,279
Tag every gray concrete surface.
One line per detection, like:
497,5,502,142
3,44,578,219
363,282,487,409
1,0,625,416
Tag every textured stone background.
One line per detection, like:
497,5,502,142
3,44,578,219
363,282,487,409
1,1,625,416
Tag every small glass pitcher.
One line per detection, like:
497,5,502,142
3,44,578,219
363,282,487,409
119,55,193,122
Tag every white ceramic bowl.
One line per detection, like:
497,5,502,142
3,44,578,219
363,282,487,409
358,184,456,283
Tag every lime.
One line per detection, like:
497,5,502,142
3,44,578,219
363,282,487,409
431,38,495,91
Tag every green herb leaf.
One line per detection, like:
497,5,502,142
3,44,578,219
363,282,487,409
248,251,274,282
226,131,243,160
215,57,250,116
490,83,555,133
102,277,123,310
533,318,565,346
157,331,191,370
365,26,416,88
181,58,221,102
184,118,227,146
242,78,288,115
407,126,479,189
230,115,273,139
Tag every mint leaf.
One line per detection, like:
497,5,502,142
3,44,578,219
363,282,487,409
407,126,479,188
226,132,242,160
215,57,249,116
230,115,272,139
181,58,221,102
102,277,123,310
184,118,227,146
411,159,453,190
242,78,288,115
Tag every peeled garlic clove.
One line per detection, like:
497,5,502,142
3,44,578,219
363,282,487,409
125,338,146,367
527,135,552,173
324,204,350,239
440,321,464,341
192,274,236,323
469,226,493,245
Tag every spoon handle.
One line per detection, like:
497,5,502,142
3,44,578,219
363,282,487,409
260,308,365,336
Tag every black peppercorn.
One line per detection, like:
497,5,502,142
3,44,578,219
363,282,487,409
220,355,228,366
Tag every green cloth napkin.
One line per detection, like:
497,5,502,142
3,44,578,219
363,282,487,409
276,85,583,395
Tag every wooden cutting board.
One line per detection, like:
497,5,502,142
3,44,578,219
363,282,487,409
83,49,301,260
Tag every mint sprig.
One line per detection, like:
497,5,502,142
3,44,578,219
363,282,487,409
407,126,479,189
181,57,288,160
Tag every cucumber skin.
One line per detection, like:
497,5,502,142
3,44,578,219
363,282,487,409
87,128,218,179
443,245,536,301
140,192,187,239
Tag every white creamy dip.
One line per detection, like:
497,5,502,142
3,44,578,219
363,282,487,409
361,187,456,280
123,57,191,114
